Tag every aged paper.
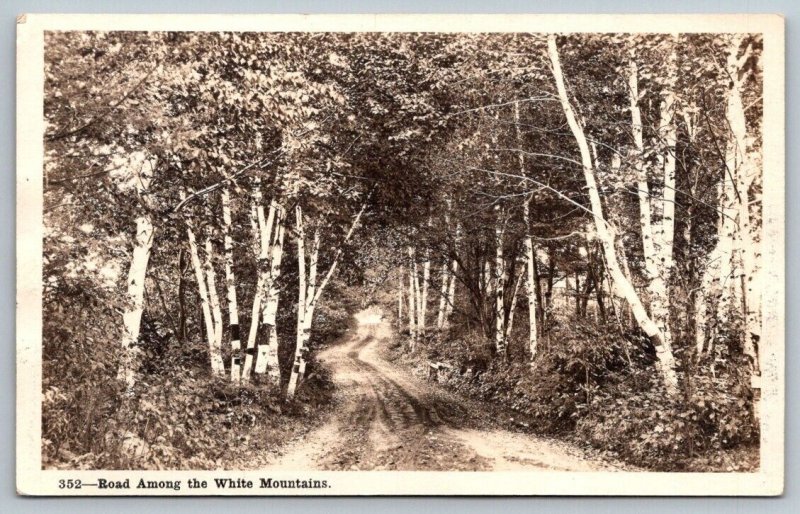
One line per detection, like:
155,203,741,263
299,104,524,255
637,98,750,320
17,13,784,495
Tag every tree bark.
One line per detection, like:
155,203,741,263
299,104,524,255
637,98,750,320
494,206,506,358
187,226,224,376
117,154,157,390
412,255,422,349
548,35,679,395
407,248,417,344
523,198,539,360
221,188,241,382
119,215,154,389
444,256,458,323
436,258,449,330
287,202,367,397
204,235,225,376
254,203,284,381
420,247,431,335
241,192,277,382
505,259,525,343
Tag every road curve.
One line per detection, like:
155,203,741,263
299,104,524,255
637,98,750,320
264,308,621,471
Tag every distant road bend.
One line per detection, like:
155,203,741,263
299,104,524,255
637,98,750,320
263,308,623,472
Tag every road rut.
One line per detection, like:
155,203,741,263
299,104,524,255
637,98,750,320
264,308,622,471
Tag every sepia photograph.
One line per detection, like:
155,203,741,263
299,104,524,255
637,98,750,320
16,13,784,495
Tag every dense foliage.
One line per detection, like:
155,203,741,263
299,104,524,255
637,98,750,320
43,31,763,470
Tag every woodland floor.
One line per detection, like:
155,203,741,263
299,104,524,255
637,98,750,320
257,308,629,472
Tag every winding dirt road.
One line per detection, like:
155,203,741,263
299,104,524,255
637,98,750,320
265,308,621,471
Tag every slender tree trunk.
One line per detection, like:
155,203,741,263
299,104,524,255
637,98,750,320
444,256,458,323
628,54,659,286
255,203,284,381
545,255,554,327
696,37,758,361
516,101,539,360
653,43,679,354
548,35,679,395
241,192,277,382
263,217,285,380
444,225,460,326
505,260,524,343
288,205,308,398
118,154,157,390
187,227,224,376
420,247,431,334
482,259,491,298
221,188,241,382
287,202,367,397
407,248,417,344
288,211,317,398
494,206,506,358
412,255,422,349
436,258,449,330
724,36,762,417
533,251,544,334
627,49,676,352
119,215,154,389
204,236,225,376
523,198,539,360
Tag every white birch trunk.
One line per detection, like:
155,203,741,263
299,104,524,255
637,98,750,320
650,45,679,353
444,224,460,323
256,208,285,381
548,35,678,395
407,249,417,343
523,198,539,361
696,36,760,365
516,101,539,360
412,255,421,350
725,36,762,416
444,257,458,322
627,55,659,285
221,188,241,382
241,195,277,382
627,47,677,353
204,236,225,377
187,227,222,376
420,249,431,334
436,259,449,330
288,205,307,398
505,260,524,341
494,206,506,358
117,153,156,389
119,215,154,389
254,202,282,378
286,202,366,397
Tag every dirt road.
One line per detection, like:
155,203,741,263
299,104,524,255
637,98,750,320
265,308,621,471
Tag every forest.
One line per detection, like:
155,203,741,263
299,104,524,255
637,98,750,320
42,30,764,472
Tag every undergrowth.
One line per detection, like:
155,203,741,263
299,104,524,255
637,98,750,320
387,315,759,472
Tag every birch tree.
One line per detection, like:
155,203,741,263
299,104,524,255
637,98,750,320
287,202,368,397
547,34,679,395
221,188,242,382
626,40,679,353
694,34,763,415
117,152,157,389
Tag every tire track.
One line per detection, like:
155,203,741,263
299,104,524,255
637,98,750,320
265,307,624,472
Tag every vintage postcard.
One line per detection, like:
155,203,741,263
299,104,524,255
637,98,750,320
17,13,784,496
